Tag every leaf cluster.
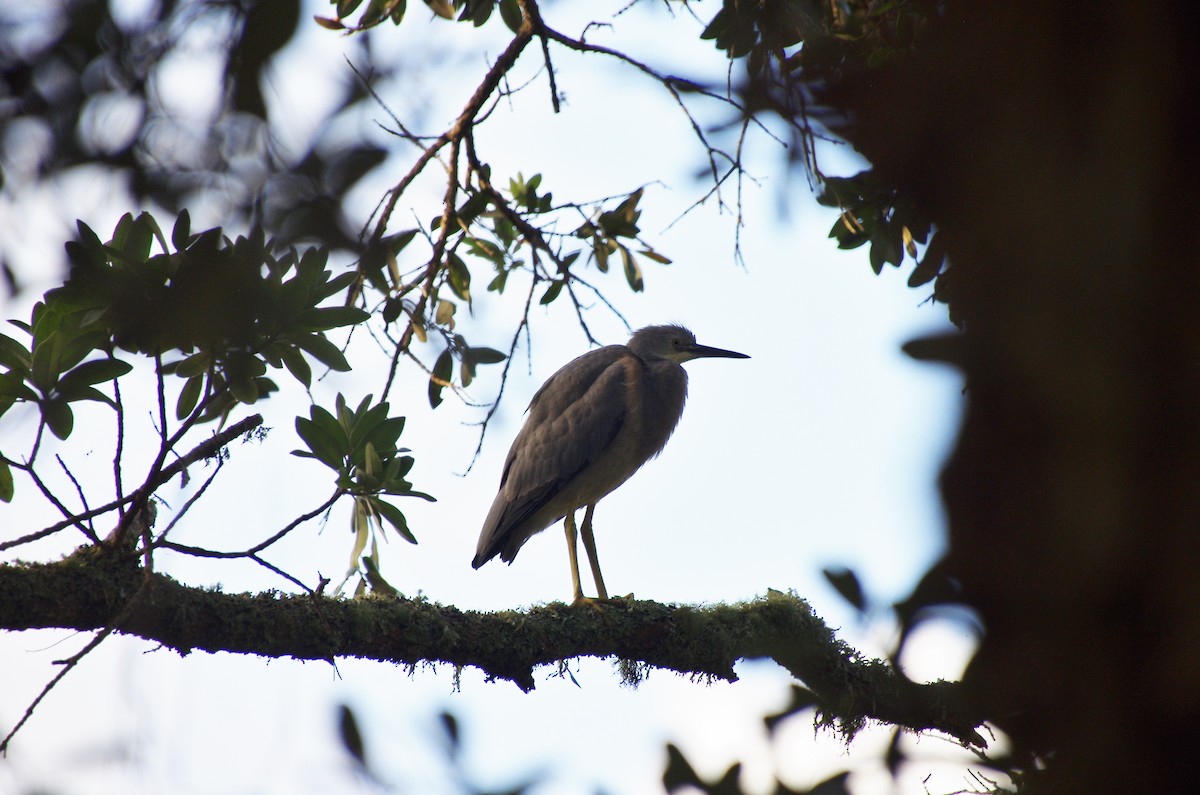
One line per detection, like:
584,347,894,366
0,211,369,503
294,393,434,595
818,171,955,321
319,0,524,33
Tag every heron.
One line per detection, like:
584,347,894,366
472,324,749,604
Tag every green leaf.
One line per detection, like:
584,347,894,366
294,333,353,372
174,352,211,379
447,252,471,303
620,246,644,292
297,306,370,332
228,374,260,404
428,348,452,409
487,271,508,294
829,211,869,249
278,344,312,387
348,401,391,451
176,374,203,420
295,415,347,471
0,458,13,503
57,385,116,406
30,331,63,392
373,498,418,544
40,398,74,440
109,212,154,263
0,372,37,402
0,332,31,371
56,358,132,394
593,238,611,273
540,280,563,305
467,346,506,365
362,554,400,596
499,0,523,33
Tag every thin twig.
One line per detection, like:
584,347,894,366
2,415,263,553
156,488,343,559
55,455,98,543
0,578,150,754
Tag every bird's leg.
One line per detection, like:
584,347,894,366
579,504,609,601
564,510,586,605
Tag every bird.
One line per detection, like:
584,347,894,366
472,324,749,604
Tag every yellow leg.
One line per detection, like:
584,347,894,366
579,504,609,601
564,511,586,604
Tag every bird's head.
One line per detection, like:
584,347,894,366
628,324,749,364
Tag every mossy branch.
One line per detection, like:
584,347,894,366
0,554,985,747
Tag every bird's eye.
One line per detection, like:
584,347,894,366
671,337,680,348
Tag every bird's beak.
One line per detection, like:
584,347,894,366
684,341,750,361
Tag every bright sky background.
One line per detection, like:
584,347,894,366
0,2,982,793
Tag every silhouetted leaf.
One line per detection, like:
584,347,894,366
822,566,867,613
338,704,366,766
428,348,452,408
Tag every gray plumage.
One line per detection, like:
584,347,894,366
472,324,749,602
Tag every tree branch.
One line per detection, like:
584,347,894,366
0,557,985,747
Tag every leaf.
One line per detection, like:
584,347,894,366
373,498,418,544
314,270,359,302
486,271,508,294
0,458,12,502
540,279,563,305
109,212,153,263
434,299,456,328
620,246,643,292
662,744,703,792
362,554,399,596
498,0,522,32
0,372,36,401
278,344,312,387
364,416,406,453
295,415,348,470
349,498,370,573
294,333,353,372
427,348,452,409
0,332,31,371
822,566,867,613
56,358,132,394
314,15,345,30
424,0,454,20
174,352,211,379
907,233,946,288
902,225,918,258
447,251,471,303
30,331,63,391
228,374,260,404
298,306,370,332
176,374,203,420
338,704,366,767
40,398,74,440
410,317,427,343
638,248,672,264
466,346,506,365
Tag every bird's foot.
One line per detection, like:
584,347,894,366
570,593,634,609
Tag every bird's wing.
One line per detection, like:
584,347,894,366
475,346,638,564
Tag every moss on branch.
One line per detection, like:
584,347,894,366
0,554,984,746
